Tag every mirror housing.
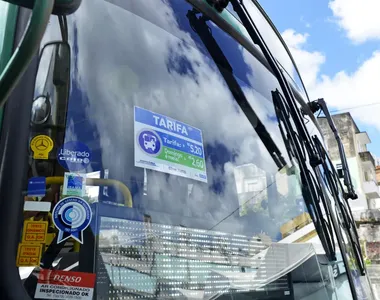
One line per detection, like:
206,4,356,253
3,0,82,15
33,41,71,126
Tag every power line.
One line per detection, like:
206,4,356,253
330,102,380,114
208,180,277,231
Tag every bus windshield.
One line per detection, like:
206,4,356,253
17,0,358,299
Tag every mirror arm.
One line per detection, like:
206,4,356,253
0,0,54,106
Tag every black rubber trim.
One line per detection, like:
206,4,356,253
6,0,82,16
0,7,39,300
51,0,82,16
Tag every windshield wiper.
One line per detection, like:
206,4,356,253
272,90,336,261
187,9,286,170
194,2,336,260
213,0,337,257
205,2,362,297
308,98,358,201
308,98,364,272
313,135,366,275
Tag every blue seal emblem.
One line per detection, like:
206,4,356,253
137,129,162,156
52,196,92,244
57,141,92,171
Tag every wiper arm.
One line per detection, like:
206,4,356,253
187,9,286,170
308,98,358,200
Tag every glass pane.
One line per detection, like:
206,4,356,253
15,0,372,299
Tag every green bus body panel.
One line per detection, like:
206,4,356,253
0,0,54,108
0,4,18,133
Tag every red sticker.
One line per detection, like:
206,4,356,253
35,270,96,300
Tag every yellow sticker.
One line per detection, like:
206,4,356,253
16,243,43,267
22,221,48,243
30,135,53,160
45,233,55,251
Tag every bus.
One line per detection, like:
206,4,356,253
0,0,375,299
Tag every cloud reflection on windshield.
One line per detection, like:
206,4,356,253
35,0,312,240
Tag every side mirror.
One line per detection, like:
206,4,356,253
3,0,82,15
32,41,71,126
30,41,71,177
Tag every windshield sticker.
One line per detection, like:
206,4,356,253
134,106,207,183
57,141,92,172
22,220,48,244
63,172,87,197
27,177,46,197
24,200,51,212
16,243,43,267
52,196,92,244
30,135,54,160
35,270,96,300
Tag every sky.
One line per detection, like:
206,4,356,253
259,0,380,159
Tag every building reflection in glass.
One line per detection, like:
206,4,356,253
96,216,316,299
233,164,267,217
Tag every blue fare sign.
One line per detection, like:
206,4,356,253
57,141,91,171
52,196,92,244
27,177,46,197
134,106,207,183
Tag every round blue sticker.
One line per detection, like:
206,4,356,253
137,129,162,156
52,196,92,244
57,141,91,171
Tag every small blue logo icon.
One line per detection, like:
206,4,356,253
27,177,46,197
57,141,91,171
52,196,92,244
138,130,162,155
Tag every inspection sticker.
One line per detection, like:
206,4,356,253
30,135,54,160
16,243,43,267
22,220,48,243
63,172,87,197
134,106,207,183
35,270,96,300
52,196,92,244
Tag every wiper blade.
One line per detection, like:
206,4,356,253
308,98,358,200
187,9,286,170
313,136,366,275
272,90,336,261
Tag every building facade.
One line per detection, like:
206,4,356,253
318,112,380,213
319,113,380,297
